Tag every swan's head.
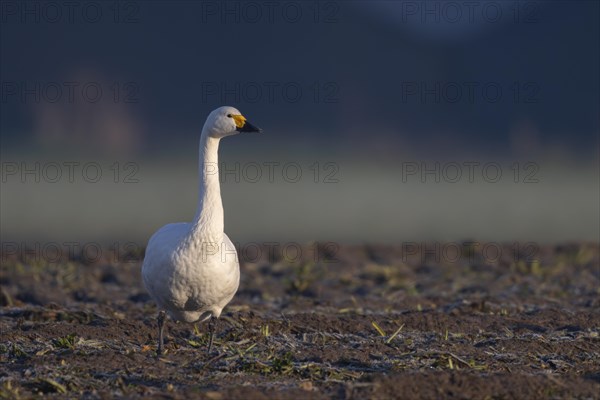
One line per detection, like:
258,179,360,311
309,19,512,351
202,106,262,139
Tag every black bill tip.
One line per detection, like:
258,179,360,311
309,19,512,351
236,121,262,133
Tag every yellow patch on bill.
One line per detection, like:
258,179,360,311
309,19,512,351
232,114,246,128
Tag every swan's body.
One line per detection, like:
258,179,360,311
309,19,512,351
142,106,261,354
142,223,239,323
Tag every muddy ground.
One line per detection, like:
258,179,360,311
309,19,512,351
1,242,599,399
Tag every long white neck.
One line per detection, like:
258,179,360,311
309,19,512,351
191,133,224,240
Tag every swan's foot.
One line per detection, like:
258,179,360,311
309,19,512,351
157,310,166,356
207,317,217,354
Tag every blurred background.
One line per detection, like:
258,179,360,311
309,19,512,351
1,0,598,245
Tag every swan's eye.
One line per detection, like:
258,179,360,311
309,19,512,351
227,114,232,118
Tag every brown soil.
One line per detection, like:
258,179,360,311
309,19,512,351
1,242,599,399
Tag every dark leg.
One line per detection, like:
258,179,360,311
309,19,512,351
207,317,217,354
157,310,166,356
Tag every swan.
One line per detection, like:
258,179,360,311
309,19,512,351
142,106,262,355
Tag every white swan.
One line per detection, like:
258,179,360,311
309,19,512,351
142,106,262,355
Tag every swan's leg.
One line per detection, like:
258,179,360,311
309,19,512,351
157,310,166,356
207,317,216,354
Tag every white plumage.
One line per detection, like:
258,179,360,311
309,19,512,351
142,106,262,354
